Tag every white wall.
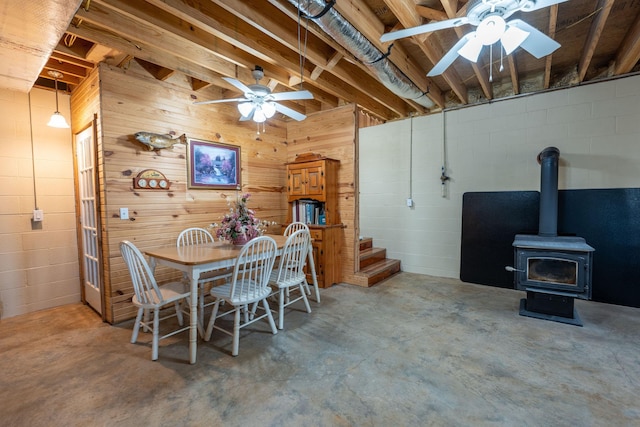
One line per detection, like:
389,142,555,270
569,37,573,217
0,87,80,319
360,74,640,279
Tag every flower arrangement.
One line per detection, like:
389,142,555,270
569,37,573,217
210,192,273,244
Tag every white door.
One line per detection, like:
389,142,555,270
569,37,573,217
76,125,102,314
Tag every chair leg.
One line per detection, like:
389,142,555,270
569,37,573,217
278,288,286,330
174,301,184,326
131,308,144,343
204,299,221,341
299,283,312,313
152,308,160,361
263,298,278,335
232,306,241,356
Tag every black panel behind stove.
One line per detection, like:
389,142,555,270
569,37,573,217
461,188,640,308
460,191,539,288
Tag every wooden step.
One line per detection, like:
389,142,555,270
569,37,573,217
359,237,373,251
359,247,387,269
356,258,401,287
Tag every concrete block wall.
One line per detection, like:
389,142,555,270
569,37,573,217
0,87,80,319
359,74,640,279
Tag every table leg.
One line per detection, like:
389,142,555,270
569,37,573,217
307,244,320,303
189,272,200,364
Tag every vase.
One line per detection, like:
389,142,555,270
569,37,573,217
232,234,251,246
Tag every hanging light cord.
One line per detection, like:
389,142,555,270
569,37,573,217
297,1,310,89
27,92,38,210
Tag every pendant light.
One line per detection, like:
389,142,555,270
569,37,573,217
46,71,70,129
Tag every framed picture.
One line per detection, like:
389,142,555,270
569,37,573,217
187,138,241,189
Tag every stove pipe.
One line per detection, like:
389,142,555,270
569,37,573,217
537,147,560,237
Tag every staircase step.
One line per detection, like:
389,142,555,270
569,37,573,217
356,259,401,287
359,247,387,269
359,237,373,251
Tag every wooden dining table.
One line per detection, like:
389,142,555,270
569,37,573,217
144,234,318,364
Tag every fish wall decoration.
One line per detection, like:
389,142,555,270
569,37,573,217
133,132,186,150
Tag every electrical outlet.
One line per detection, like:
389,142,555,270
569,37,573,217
120,207,129,220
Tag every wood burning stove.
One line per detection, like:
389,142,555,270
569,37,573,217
509,147,594,326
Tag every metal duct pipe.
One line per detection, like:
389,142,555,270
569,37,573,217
288,0,434,110
537,147,560,237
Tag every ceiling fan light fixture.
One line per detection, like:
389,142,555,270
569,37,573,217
476,15,506,45
253,108,267,123
262,101,276,119
458,35,484,62
237,102,254,117
501,25,530,55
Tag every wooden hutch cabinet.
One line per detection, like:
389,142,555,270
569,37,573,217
286,153,342,288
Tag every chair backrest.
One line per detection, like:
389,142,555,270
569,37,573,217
177,227,214,247
119,241,164,306
275,229,311,284
228,236,278,300
283,221,309,236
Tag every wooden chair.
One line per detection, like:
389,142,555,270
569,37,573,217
204,236,278,356
284,222,320,303
269,229,312,329
176,227,232,330
119,240,191,361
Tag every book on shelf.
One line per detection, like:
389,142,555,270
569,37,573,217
291,199,325,225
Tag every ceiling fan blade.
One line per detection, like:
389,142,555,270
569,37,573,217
193,97,246,105
508,19,560,59
522,0,569,12
274,103,307,121
457,34,483,62
427,32,476,77
270,90,314,101
222,76,253,95
380,17,469,43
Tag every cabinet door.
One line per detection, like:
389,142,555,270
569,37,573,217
305,166,324,197
288,167,306,197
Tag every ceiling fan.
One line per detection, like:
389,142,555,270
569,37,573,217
194,66,313,122
380,0,566,77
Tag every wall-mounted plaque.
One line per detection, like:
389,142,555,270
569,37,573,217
133,169,170,189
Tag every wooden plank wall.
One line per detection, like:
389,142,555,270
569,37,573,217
71,63,361,323
287,104,359,285
80,63,289,323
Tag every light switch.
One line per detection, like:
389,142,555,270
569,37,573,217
120,207,129,220
33,209,43,221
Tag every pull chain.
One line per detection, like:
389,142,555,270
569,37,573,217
489,44,493,83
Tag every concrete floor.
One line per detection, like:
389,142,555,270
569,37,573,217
1,272,639,426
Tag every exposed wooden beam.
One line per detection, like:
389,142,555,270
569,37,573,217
578,0,614,82
614,10,640,74
134,58,175,81
508,55,519,95
144,0,407,118
415,5,448,22
544,5,559,89
316,0,437,110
